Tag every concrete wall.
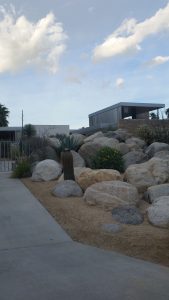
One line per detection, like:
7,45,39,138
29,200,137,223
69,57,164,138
118,119,169,135
34,125,69,137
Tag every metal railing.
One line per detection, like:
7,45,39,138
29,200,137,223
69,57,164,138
0,141,18,172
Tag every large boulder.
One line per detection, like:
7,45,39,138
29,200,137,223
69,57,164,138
147,184,169,203
43,146,59,161
112,143,129,155
48,137,60,150
125,137,146,149
77,169,122,190
58,167,91,182
154,150,169,160
147,196,169,228
32,159,62,181
78,142,103,167
93,137,119,148
83,181,139,210
145,142,169,158
124,157,169,193
52,180,83,198
112,129,131,142
71,133,85,146
123,151,148,170
71,150,85,167
125,143,143,152
84,131,104,143
111,206,144,225
30,146,59,163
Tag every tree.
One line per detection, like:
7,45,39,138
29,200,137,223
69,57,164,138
165,108,169,119
0,104,9,126
149,112,159,119
23,124,36,138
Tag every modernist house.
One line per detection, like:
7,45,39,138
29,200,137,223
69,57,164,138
0,127,22,141
0,125,69,142
89,102,165,128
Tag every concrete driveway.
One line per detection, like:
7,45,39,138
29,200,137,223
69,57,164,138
0,173,169,300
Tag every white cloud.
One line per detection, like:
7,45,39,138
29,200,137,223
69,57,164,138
147,55,169,66
93,3,169,62
0,6,67,73
115,77,124,88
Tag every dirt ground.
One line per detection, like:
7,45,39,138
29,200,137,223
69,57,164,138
22,178,169,267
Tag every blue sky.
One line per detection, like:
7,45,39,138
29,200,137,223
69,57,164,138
0,0,169,128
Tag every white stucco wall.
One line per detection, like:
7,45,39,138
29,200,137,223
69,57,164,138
34,125,69,137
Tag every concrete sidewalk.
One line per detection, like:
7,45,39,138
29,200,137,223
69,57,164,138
0,173,169,300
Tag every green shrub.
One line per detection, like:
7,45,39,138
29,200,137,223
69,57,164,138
91,147,124,172
12,158,32,178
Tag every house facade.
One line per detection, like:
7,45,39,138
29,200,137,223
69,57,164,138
89,102,165,129
0,125,69,142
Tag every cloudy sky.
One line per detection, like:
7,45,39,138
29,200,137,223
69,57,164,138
0,0,169,128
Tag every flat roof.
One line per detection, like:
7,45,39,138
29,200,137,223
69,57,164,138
89,102,165,117
0,127,22,131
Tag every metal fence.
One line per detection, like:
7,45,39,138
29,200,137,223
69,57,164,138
0,141,18,172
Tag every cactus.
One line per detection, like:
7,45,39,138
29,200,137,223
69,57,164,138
61,149,75,180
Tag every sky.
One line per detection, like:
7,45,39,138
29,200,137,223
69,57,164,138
0,0,169,128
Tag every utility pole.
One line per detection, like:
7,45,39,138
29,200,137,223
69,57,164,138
22,110,23,136
21,110,24,156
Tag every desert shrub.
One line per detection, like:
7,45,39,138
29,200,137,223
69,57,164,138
137,124,169,145
20,136,49,157
12,158,32,178
10,144,21,160
136,125,154,145
152,126,169,143
91,146,124,172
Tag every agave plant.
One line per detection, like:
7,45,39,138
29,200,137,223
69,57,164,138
55,134,80,156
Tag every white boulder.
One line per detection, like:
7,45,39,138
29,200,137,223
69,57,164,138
83,180,139,210
71,150,85,167
147,184,169,203
32,159,62,181
124,157,169,193
84,131,104,143
147,196,169,228
52,180,83,198
145,142,169,158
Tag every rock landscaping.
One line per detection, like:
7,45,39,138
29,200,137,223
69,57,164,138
111,206,144,225
28,127,169,232
147,196,169,228
52,180,83,198
83,181,139,210
32,159,62,181
18,126,169,266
